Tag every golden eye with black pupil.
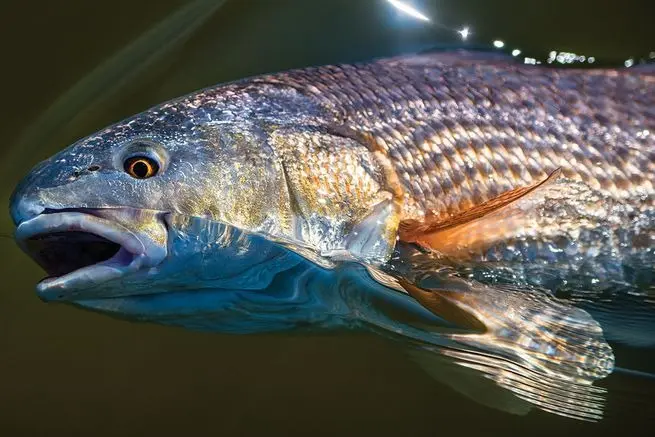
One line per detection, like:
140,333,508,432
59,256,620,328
124,156,159,179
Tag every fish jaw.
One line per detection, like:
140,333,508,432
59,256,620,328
14,208,167,301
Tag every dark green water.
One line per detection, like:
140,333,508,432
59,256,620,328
1,0,653,435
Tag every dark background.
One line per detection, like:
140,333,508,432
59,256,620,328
0,1,653,435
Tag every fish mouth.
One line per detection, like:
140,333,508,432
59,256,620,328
15,209,167,300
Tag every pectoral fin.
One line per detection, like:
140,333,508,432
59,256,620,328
397,279,486,332
396,275,613,421
399,169,562,258
410,345,608,421
398,275,614,379
408,348,534,416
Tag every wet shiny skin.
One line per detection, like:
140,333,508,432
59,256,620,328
10,51,654,421
2,0,652,432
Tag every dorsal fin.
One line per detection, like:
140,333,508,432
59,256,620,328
381,49,521,69
399,169,562,258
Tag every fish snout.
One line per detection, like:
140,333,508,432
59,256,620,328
9,190,46,227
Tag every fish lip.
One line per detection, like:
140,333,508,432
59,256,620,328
15,210,167,301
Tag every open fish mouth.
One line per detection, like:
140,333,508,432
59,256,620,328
15,210,167,300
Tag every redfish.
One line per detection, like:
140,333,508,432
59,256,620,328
10,51,654,421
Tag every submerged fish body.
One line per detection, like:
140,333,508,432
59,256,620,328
10,52,654,420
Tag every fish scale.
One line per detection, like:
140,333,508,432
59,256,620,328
254,53,654,221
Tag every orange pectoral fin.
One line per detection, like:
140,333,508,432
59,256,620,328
397,278,487,332
399,169,562,258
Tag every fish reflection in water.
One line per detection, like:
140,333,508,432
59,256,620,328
10,49,654,422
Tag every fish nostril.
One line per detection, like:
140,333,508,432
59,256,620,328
70,166,100,179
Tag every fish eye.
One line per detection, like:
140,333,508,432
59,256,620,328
124,156,159,179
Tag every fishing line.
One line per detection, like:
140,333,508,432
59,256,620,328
613,366,655,381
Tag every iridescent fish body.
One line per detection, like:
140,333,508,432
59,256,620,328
10,52,655,421
253,53,654,261
266,53,654,217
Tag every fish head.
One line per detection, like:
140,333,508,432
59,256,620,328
9,90,299,301
10,84,399,303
